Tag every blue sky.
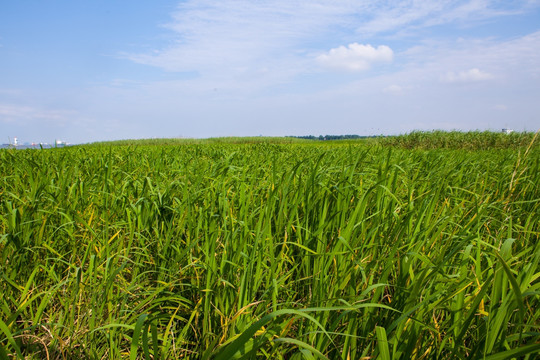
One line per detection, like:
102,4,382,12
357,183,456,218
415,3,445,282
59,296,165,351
1,0,540,143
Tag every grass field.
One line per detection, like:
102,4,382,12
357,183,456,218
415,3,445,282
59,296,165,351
1,132,539,359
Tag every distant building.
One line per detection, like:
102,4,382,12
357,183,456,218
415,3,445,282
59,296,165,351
502,128,513,134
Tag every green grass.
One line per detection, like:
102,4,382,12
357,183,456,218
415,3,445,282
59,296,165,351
1,132,539,359
87,136,310,147
378,130,537,150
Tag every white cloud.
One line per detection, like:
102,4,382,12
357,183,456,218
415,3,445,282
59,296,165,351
126,1,357,75
317,43,393,71
123,1,540,90
398,31,540,86
127,1,524,73
441,68,494,83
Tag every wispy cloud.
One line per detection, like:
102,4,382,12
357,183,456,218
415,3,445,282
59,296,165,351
356,0,532,36
383,84,404,94
125,1,535,79
126,1,355,75
441,68,494,83
0,103,74,124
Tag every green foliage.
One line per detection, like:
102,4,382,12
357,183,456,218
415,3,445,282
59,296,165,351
88,136,308,147
288,135,373,141
0,133,539,359
379,130,538,150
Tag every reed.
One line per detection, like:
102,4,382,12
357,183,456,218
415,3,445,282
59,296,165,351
1,133,538,359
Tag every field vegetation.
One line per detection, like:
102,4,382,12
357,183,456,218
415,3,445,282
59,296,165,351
1,131,539,359
87,136,309,147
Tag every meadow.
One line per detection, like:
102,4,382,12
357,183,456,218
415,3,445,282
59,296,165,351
1,132,539,359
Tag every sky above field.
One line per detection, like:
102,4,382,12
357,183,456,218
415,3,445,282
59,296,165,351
1,1,540,143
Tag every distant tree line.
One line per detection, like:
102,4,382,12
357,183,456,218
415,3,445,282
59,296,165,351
287,135,377,140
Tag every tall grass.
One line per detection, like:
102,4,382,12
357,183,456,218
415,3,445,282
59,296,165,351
88,136,308,147
1,134,539,359
378,130,537,150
